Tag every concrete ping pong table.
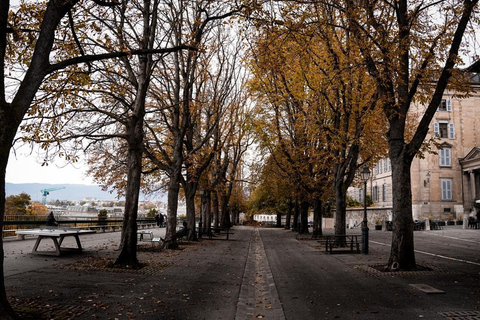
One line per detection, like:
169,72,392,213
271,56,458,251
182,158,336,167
16,227,96,256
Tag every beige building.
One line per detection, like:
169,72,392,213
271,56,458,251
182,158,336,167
349,70,480,222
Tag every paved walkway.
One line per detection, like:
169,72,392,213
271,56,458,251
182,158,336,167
3,226,480,319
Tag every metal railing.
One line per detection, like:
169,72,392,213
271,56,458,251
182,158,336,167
2,215,156,237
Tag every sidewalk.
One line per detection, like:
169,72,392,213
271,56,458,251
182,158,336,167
3,225,480,319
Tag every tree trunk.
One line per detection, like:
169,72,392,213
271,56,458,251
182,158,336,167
299,200,309,234
313,198,323,237
276,210,282,228
113,95,146,268
334,180,347,236
113,141,141,267
213,191,220,229
164,176,180,249
220,192,231,228
292,199,299,232
387,145,416,270
0,121,19,319
185,181,198,241
285,198,292,229
202,190,211,234
164,141,182,249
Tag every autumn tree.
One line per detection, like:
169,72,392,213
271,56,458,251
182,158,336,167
4,193,30,216
337,0,479,270
139,2,247,246
247,155,295,227
248,2,387,237
18,0,192,267
0,1,132,317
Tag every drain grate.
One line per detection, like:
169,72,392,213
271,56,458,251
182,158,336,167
439,311,480,319
351,263,460,277
11,300,93,320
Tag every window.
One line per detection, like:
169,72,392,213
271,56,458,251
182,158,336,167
440,148,451,167
441,179,453,201
373,186,379,202
359,188,363,202
438,98,452,112
434,122,455,139
382,184,387,202
449,123,455,139
439,123,448,138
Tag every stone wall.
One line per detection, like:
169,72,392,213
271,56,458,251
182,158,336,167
345,206,393,228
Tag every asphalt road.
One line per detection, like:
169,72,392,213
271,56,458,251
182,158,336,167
2,225,480,319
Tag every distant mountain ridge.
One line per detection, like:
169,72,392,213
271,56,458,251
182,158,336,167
5,183,121,202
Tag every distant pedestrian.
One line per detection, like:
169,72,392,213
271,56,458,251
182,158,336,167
46,212,58,227
155,214,160,227
159,213,165,227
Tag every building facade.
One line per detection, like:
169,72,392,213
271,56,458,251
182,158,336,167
349,77,480,221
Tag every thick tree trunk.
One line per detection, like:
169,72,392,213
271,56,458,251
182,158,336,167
292,199,299,232
387,146,416,270
114,102,145,268
0,121,19,319
164,141,182,249
213,191,219,229
313,198,323,237
220,192,231,228
276,210,282,228
164,176,180,249
285,198,292,229
299,200,309,234
185,181,198,241
334,180,347,236
202,190,211,234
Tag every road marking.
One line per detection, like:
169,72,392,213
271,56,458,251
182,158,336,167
370,241,480,266
422,233,480,244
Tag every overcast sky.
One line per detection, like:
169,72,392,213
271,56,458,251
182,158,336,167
6,147,94,185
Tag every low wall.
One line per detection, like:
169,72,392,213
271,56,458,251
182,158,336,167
344,207,393,229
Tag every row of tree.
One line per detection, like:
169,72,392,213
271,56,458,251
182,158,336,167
245,0,479,273
0,0,478,318
1,1,253,318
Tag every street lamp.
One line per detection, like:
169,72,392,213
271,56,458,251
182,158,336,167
361,166,371,254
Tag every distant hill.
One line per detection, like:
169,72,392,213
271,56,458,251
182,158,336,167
5,183,121,202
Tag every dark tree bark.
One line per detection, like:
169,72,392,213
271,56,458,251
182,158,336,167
276,210,282,228
0,2,78,317
292,198,299,232
114,107,144,267
202,190,211,234
334,179,347,237
299,200,309,234
386,145,415,270
185,181,198,241
313,198,323,237
213,190,220,229
285,198,292,229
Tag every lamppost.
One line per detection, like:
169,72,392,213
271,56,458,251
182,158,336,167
361,166,371,254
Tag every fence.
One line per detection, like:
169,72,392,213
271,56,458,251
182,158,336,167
2,215,156,237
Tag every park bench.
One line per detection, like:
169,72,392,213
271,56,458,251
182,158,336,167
320,235,360,254
203,227,231,240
